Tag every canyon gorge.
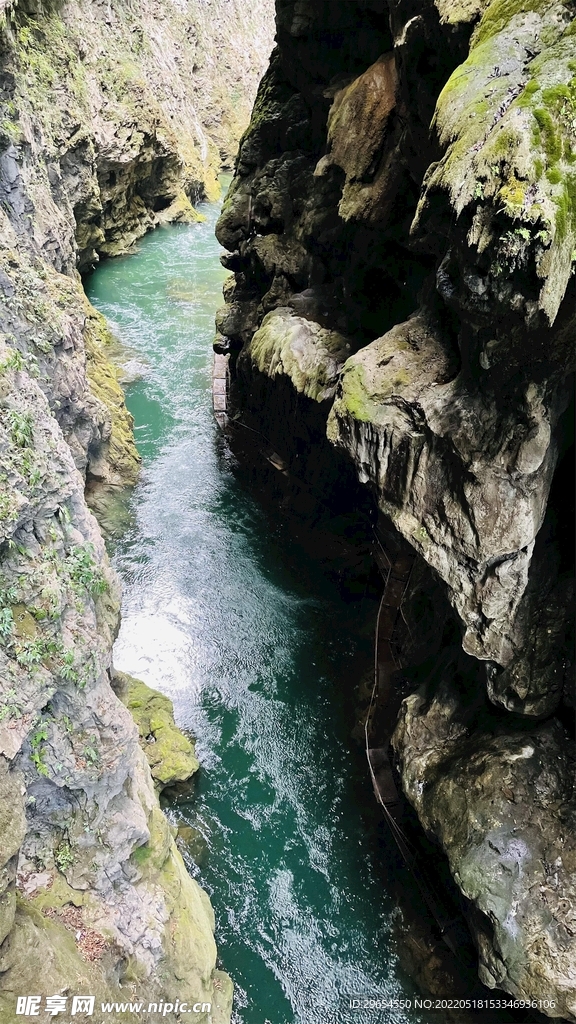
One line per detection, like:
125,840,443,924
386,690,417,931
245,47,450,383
0,0,574,1022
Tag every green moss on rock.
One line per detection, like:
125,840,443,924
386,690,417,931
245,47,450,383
415,1,576,323
333,362,375,423
29,872,84,913
115,671,199,790
245,307,352,403
472,0,555,45
127,802,231,1023
84,304,141,496
435,0,490,26
0,898,121,1023
156,192,206,226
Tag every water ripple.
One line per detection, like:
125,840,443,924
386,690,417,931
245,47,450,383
86,195,424,1024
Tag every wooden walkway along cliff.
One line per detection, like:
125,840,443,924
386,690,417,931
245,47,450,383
212,354,292,477
212,353,229,429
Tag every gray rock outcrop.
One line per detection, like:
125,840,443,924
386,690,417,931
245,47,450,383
215,0,575,1014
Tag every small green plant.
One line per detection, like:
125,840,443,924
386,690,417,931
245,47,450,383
0,349,24,372
56,504,71,525
492,227,531,277
15,637,44,666
132,843,151,866
32,336,53,355
0,687,24,722
40,583,61,619
55,841,74,871
30,721,49,776
5,409,34,448
0,490,17,525
15,447,41,486
0,584,18,605
15,635,61,668
0,607,13,640
83,743,99,766
59,648,79,684
66,545,107,596
1,349,38,376
0,117,20,144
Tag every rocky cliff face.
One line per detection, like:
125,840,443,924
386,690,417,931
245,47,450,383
216,0,575,1016
0,0,273,1019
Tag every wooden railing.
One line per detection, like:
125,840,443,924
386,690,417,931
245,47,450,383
212,352,229,429
366,526,475,966
365,533,415,855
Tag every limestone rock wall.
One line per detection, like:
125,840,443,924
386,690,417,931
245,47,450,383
0,0,273,1018
216,0,575,1015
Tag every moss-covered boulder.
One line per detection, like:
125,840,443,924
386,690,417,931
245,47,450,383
0,899,123,1024
116,671,199,790
242,307,352,403
413,0,576,326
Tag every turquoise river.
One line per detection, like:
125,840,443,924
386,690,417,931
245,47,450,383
85,190,429,1024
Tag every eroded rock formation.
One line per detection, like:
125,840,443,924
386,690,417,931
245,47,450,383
0,0,273,1018
216,0,575,1015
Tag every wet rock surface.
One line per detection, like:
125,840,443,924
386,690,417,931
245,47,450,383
216,0,575,1014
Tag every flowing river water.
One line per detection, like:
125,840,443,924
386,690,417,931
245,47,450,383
85,191,427,1024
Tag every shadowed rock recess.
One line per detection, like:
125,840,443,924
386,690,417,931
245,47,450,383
216,0,576,1017
0,0,273,1019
